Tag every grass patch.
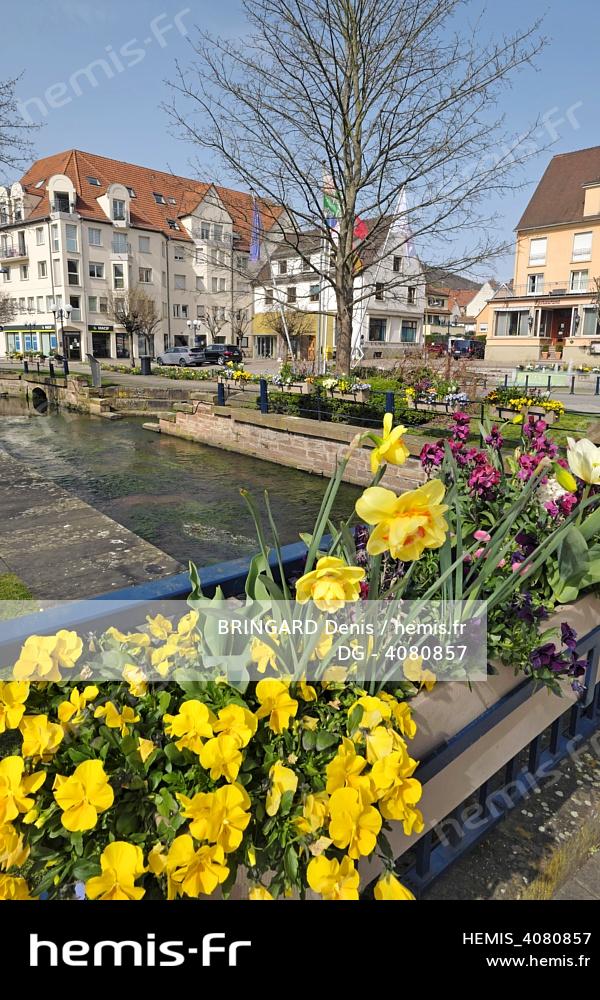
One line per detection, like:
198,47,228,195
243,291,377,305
520,814,600,900
0,573,32,600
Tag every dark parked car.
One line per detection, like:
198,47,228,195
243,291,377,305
202,343,243,366
451,338,485,360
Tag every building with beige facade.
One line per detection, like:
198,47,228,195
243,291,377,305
483,146,600,364
0,149,283,361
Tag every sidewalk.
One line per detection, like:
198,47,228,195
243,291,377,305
554,851,600,900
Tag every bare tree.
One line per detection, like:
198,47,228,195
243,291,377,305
166,0,544,372
0,290,15,327
107,285,161,366
261,307,314,359
0,75,36,174
205,309,227,343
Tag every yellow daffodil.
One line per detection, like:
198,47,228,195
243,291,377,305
165,836,229,899
122,664,148,698
266,761,298,816
328,787,382,858
307,855,360,900
295,556,365,612
53,759,114,832
310,631,333,661
356,480,448,561
255,679,298,734
19,715,64,760
180,784,251,852
138,738,156,763
0,756,45,824
374,872,415,900
251,636,279,675
248,886,273,900
94,702,140,737
369,414,410,474
85,842,147,901
325,737,368,794
0,874,31,900
146,613,173,640
401,655,436,694
295,792,329,836
13,630,83,682
0,681,29,732
163,700,214,755
57,686,98,727
199,734,243,782
213,704,257,748
567,437,600,485
0,822,29,870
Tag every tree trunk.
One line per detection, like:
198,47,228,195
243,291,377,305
335,286,354,374
129,331,135,368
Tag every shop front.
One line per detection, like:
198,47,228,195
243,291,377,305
3,325,59,357
89,324,113,359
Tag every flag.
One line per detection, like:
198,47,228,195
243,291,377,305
353,216,368,241
249,195,263,262
323,171,341,228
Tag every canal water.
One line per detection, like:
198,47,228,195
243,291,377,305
0,397,359,567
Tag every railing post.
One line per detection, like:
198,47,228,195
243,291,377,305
525,374,529,391
48,360,55,379
596,375,600,396
547,375,551,391
504,373,508,388
570,374,575,395
385,391,395,415
259,377,269,414
23,360,29,374
217,381,225,406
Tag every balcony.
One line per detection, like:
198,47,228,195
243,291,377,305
498,280,594,299
0,244,28,262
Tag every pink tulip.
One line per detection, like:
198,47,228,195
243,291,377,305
473,530,491,542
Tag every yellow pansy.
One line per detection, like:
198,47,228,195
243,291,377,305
94,702,140,737
176,610,200,639
297,678,317,702
12,632,81,683
295,556,365,612
351,695,392,732
266,761,298,816
325,737,368,794
122,664,148,698
146,613,173,640
199,734,243,783
180,784,251,852
248,886,273,900
85,842,146,901
251,636,279,675
365,725,394,764
147,843,167,876
328,787,382,859
138,738,156,763
0,681,29,732
105,628,151,651
567,437,600,485
401,655,436,694
53,759,114,832
369,414,410,474
307,855,360,900
0,874,31,900
213,704,257,748
355,480,448,561
295,792,329,836
0,756,45,824
374,872,415,900
165,836,229,899
371,750,424,835
163,700,214,755
19,715,64,760
255,679,298,734
57,686,99,727
0,822,29,871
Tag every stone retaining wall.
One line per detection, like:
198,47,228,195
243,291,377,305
158,402,427,489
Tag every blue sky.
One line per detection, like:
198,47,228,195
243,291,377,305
3,0,600,276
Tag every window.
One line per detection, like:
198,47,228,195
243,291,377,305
407,286,416,304
237,255,248,272
173,304,181,318
527,273,544,294
52,258,60,284
309,283,320,302
265,288,274,305
139,267,153,284
37,260,47,280
573,231,592,262
181,304,189,319
27,297,34,311
375,282,385,300
167,219,179,231
301,257,311,273
88,227,102,246
393,256,402,273
18,297,25,311
99,296,108,314
88,296,98,313
162,271,167,288
196,276,205,292
582,306,598,337
2,268,9,282
87,176,101,186
153,192,166,204
196,305,206,320
35,227,44,246
211,277,219,294
112,199,126,221
213,223,223,242
36,296,44,313
126,187,136,199
17,231,26,255
69,295,81,321
113,263,125,289
162,302,168,319
200,222,210,240
528,237,547,266
67,260,80,285
54,192,70,213
369,318,387,342
112,233,128,253
173,246,184,261
278,259,288,275
138,236,150,253
20,265,28,280
287,286,296,304
51,224,59,252
174,274,186,290
65,224,78,252
428,296,445,308
570,269,589,292
89,261,105,279
219,278,226,292
46,295,54,311
494,310,531,336
401,320,417,343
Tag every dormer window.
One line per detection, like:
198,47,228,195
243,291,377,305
167,219,179,230
126,187,136,198
153,192,166,204
112,198,126,221
54,192,71,213
167,197,177,205
87,176,101,186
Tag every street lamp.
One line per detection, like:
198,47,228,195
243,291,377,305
51,302,72,375
187,318,202,346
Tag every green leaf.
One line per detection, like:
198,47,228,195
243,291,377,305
558,526,589,582
284,844,299,883
347,704,363,735
279,790,295,817
315,730,339,751
302,729,316,751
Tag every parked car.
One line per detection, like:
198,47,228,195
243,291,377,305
427,342,447,357
155,346,205,367
202,343,243,366
451,338,485,360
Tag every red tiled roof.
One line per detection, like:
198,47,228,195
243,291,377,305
517,146,600,230
18,149,283,249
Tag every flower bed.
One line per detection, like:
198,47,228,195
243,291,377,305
486,387,566,423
